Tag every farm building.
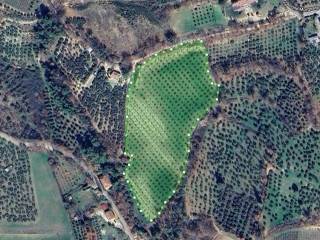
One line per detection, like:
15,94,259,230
104,210,117,222
99,175,112,190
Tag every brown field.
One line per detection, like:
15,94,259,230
63,2,164,55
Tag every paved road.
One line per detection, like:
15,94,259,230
0,131,135,240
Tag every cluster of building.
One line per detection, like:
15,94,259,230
63,170,123,240
96,202,119,225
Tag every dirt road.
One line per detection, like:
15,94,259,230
0,131,135,240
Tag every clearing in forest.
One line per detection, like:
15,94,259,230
124,40,219,221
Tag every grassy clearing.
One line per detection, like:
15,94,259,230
97,216,129,240
170,7,195,33
72,189,97,212
0,0,40,12
170,3,226,34
124,40,219,221
0,152,74,239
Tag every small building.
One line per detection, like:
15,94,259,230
232,0,258,12
99,202,109,211
87,47,93,53
95,203,118,224
104,210,118,222
99,175,112,190
4,165,12,173
107,68,121,81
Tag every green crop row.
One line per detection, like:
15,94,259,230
124,40,219,221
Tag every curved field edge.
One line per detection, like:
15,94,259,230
123,40,219,221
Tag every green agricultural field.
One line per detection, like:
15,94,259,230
0,152,74,239
124,40,219,221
